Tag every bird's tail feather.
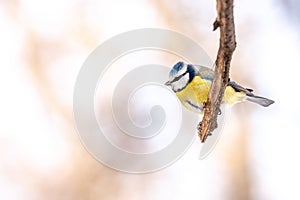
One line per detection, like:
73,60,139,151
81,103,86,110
246,95,274,107
228,81,274,107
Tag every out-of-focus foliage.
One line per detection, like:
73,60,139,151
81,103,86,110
1,0,300,200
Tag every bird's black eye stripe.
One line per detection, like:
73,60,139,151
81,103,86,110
170,71,188,83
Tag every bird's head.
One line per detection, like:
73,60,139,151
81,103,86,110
165,61,196,92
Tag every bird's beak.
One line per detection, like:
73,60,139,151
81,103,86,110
164,81,171,86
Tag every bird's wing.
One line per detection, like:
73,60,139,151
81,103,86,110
228,81,254,96
193,65,214,81
192,65,256,98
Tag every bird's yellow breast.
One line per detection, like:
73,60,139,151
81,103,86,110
175,76,246,113
176,76,210,103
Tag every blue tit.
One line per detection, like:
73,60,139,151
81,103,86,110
165,61,274,114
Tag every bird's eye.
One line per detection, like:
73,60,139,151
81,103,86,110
170,71,189,84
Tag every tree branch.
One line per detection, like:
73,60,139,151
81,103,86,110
198,0,236,142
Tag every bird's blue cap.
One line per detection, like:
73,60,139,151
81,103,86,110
169,61,184,77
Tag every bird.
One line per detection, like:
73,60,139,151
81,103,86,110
165,61,274,114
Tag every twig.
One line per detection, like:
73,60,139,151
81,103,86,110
198,0,236,142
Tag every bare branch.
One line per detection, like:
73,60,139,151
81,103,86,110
198,0,236,142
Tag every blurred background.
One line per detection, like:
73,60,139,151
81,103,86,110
1,0,300,199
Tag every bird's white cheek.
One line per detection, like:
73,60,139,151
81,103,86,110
173,74,189,91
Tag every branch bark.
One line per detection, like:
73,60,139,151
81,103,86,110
198,0,236,142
